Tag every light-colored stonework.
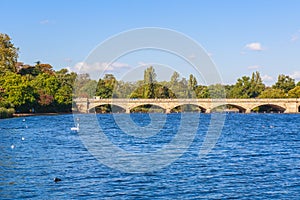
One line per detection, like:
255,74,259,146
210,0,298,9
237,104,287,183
74,98,300,113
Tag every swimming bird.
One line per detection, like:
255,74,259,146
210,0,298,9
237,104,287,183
71,123,79,131
54,177,61,183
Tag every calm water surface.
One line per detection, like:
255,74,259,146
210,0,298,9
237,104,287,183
0,113,299,199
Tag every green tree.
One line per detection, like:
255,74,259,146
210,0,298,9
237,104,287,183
188,74,197,98
0,33,19,73
143,66,157,98
31,73,60,111
259,88,286,98
249,71,265,97
195,85,210,98
170,71,179,85
168,71,181,98
0,72,36,112
273,74,295,93
95,74,117,98
177,78,189,98
288,86,300,98
229,76,251,98
208,84,226,98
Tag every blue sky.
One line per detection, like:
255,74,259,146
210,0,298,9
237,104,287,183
1,0,300,85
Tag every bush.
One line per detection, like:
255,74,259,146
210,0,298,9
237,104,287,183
0,107,15,119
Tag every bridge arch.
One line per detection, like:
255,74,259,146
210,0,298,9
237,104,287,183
251,104,286,113
170,104,206,113
130,104,165,113
211,104,246,113
90,104,127,113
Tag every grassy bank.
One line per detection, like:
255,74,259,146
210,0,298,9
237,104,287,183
0,107,15,119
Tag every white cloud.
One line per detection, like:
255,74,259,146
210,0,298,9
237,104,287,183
291,30,300,42
290,71,300,80
291,35,299,42
137,62,149,67
245,42,263,51
64,58,73,63
247,65,261,70
40,19,49,24
71,62,130,77
261,75,274,82
39,19,56,25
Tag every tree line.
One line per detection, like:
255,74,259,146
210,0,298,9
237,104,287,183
1,33,300,117
0,33,76,116
78,66,300,100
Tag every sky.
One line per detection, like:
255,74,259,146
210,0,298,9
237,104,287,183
1,0,300,85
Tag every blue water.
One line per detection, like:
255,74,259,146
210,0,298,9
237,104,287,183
1,113,300,199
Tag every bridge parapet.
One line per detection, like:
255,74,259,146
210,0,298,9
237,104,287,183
73,98,300,113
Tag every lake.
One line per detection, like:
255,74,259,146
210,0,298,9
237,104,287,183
0,113,299,199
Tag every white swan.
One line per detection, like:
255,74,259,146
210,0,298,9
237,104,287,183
71,123,79,131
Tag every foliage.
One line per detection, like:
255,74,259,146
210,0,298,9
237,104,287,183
228,76,251,98
143,66,156,98
208,84,226,98
228,72,265,98
288,86,300,98
0,33,18,73
273,74,295,93
258,88,286,98
0,107,15,119
2,32,300,114
195,85,210,98
95,74,117,98
0,72,36,112
249,71,265,97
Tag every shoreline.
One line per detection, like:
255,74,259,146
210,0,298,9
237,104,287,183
13,112,73,117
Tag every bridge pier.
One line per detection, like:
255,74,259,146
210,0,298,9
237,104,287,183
205,109,211,113
284,102,299,113
245,108,251,113
125,108,131,114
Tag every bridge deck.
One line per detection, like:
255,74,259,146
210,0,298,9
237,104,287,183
74,98,300,113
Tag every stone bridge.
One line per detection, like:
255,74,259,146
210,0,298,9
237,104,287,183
74,98,300,113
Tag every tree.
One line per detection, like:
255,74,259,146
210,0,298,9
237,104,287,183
143,66,157,98
95,74,117,98
80,80,98,98
195,85,210,98
170,71,179,85
259,88,286,98
0,33,19,73
177,78,189,98
229,76,251,98
208,84,226,98
188,74,198,98
114,81,135,98
34,63,55,75
273,74,295,93
0,72,36,112
249,71,265,98
288,86,300,98
31,73,60,111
